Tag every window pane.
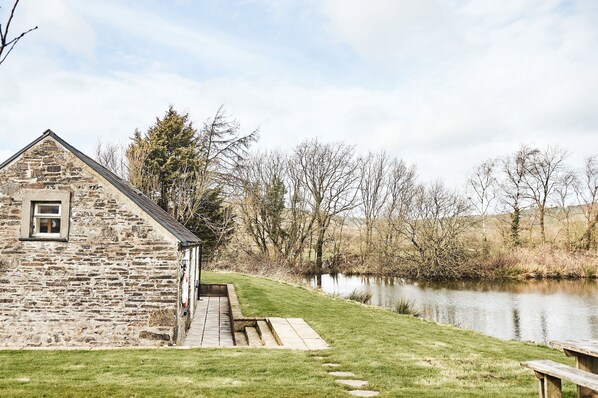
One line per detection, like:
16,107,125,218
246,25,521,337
35,217,61,234
38,218,50,233
50,219,61,233
36,204,60,215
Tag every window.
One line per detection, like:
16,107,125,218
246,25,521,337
32,202,61,236
20,190,71,241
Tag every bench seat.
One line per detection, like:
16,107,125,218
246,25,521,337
521,359,598,398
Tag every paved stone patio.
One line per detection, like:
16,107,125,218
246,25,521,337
183,297,234,347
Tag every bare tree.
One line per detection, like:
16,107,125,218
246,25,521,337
239,150,319,263
498,145,536,246
552,169,578,248
238,150,287,257
523,146,569,243
576,156,598,250
0,0,37,66
290,140,360,273
285,154,317,262
359,151,389,254
94,139,128,179
381,159,417,258
466,159,497,237
401,181,472,279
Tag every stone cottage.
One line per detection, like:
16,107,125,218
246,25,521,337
0,130,202,347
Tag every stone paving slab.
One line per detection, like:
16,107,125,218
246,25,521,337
347,391,379,397
329,371,356,377
303,337,329,350
287,318,322,339
267,317,328,350
184,296,234,347
267,317,308,350
336,380,369,387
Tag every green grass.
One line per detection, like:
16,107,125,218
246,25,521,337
0,271,578,397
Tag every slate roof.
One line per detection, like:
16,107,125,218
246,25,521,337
0,130,201,247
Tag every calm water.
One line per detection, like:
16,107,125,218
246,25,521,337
307,274,598,344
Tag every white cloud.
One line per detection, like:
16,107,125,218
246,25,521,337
0,0,596,190
16,0,97,58
320,0,461,69
70,1,296,78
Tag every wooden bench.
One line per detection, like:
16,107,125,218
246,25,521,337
553,340,598,398
521,360,598,398
553,341,598,372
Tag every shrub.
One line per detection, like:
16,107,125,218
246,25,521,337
345,289,372,304
393,297,420,317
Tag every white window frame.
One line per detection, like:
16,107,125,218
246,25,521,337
20,190,71,241
32,202,62,237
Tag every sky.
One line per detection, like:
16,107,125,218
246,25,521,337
0,0,597,187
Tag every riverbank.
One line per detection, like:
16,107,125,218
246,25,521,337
214,246,598,281
1,271,579,397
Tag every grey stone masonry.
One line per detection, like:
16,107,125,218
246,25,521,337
0,136,186,347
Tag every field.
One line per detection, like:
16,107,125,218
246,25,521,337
0,272,578,397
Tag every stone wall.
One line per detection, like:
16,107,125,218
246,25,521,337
0,137,186,347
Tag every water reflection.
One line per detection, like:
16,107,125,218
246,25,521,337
308,273,598,344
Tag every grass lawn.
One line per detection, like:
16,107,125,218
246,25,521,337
0,271,577,397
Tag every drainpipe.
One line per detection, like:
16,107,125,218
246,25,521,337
197,244,203,299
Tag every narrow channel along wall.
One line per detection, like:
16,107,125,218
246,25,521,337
0,137,182,347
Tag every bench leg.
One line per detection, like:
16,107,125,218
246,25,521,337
544,375,562,398
535,372,562,398
577,356,598,398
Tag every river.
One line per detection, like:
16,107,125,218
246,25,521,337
307,273,598,344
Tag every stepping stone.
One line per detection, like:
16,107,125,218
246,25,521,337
322,363,340,367
329,371,356,377
336,380,368,387
347,391,379,397
311,356,326,360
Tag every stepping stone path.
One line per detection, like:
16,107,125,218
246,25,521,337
329,371,356,377
347,391,380,397
336,380,369,387
316,360,380,396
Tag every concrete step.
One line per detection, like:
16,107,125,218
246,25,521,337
245,326,263,347
256,320,279,347
266,317,308,350
234,331,248,346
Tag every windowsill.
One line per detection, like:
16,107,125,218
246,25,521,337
19,237,68,242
